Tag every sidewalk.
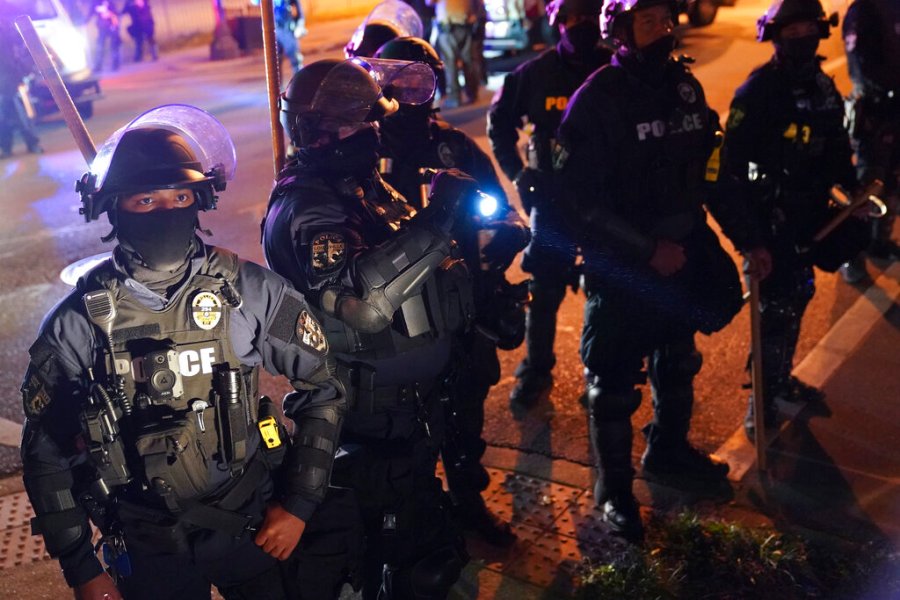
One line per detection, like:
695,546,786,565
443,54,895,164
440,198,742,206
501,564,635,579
1,269,897,598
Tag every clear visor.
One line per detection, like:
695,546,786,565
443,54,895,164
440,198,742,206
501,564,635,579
308,61,386,123
349,57,436,105
363,0,424,38
90,104,237,191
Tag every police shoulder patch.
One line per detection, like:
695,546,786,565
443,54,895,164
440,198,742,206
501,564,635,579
297,310,328,354
191,290,223,330
677,82,697,104
311,232,346,274
22,371,52,419
437,142,456,167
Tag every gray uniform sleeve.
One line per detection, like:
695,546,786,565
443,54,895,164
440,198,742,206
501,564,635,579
231,260,345,519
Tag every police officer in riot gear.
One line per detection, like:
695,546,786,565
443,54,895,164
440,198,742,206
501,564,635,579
487,0,612,409
375,36,530,547
20,105,345,599
722,0,866,436
557,0,757,541
262,59,471,598
345,0,424,58
839,0,900,282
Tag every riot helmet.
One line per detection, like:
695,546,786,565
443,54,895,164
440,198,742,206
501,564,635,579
345,0,424,57
78,104,235,222
375,36,444,83
280,58,436,148
600,0,677,47
756,0,836,42
547,0,603,27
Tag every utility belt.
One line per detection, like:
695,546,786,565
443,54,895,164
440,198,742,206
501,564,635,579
115,453,271,555
339,361,436,415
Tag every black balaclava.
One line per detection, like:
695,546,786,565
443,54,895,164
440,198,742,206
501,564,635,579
297,126,381,178
116,202,200,275
380,103,433,153
559,19,602,60
617,31,676,82
774,34,820,71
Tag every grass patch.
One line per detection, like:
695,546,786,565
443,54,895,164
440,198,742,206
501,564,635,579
576,512,900,599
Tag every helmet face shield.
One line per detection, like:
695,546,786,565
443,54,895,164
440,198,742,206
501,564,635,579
600,0,676,44
80,104,236,221
350,57,437,105
756,0,832,41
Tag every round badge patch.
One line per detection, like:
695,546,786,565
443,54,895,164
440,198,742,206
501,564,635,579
678,82,697,104
437,142,456,167
192,291,223,330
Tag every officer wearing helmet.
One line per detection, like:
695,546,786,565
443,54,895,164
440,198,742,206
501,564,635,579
721,0,867,436
839,0,900,282
20,105,345,599
261,59,473,598
345,0,424,57
487,0,611,410
557,0,760,541
375,37,530,547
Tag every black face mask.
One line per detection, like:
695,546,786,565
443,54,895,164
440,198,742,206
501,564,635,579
116,203,199,271
560,20,601,58
775,35,819,65
300,126,381,178
638,33,676,66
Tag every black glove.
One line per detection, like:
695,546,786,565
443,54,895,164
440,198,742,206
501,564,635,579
481,223,531,271
513,168,548,215
426,168,479,233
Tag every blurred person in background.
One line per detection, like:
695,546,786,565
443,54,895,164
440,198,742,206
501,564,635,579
839,0,900,283
92,0,121,71
0,4,41,158
124,0,157,62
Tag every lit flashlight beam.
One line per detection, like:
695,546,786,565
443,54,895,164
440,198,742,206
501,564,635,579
15,15,96,164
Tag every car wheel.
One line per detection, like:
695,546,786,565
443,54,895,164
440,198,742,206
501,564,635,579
687,0,718,27
76,102,94,120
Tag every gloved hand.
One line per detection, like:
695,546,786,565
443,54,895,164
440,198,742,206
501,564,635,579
426,168,479,233
513,167,547,215
742,246,772,281
482,223,531,270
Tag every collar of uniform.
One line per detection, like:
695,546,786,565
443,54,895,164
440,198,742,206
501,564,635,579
111,241,208,310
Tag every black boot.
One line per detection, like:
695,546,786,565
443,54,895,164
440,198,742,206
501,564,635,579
509,370,552,408
452,492,516,547
642,425,729,483
590,417,643,542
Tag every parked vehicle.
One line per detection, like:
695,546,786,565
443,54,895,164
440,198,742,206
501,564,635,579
2,0,101,119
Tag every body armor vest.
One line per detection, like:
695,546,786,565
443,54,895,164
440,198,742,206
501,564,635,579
82,247,258,503
588,60,714,239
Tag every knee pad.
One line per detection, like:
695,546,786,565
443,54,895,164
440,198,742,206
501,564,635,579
382,544,467,600
588,388,641,421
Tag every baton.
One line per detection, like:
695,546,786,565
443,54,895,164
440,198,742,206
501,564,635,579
748,277,767,471
260,0,286,177
813,179,884,243
15,16,96,163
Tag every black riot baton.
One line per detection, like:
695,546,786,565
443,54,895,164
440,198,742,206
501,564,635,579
15,15,97,163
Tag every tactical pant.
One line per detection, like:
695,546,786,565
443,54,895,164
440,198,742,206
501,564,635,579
515,269,570,379
435,23,479,103
753,250,815,403
0,92,39,154
94,27,121,71
131,25,158,62
581,287,701,497
293,422,466,599
852,102,900,249
275,23,303,74
442,332,500,496
116,476,288,600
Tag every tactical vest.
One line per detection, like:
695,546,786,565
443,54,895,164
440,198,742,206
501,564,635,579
82,248,258,504
589,61,714,239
